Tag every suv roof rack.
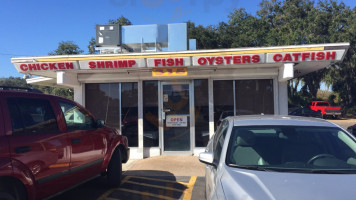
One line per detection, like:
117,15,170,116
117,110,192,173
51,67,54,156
0,86,43,93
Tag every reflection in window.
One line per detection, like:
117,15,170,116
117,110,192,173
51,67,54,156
213,79,274,129
85,83,120,130
143,81,159,147
59,101,95,130
121,83,138,147
236,79,274,115
86,83,138,147
194,79,209,147
7,98,58,134
213,80,234,130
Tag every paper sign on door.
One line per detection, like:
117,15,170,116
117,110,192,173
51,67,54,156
166,115,188,127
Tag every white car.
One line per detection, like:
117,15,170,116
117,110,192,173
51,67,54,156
200,115,356,200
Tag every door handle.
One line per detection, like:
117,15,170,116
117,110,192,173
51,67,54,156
15,146,31,154
72,138,81,144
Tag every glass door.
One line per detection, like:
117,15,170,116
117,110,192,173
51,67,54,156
160,82,193,153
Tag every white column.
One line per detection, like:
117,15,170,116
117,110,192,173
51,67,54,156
277,63,294,115
278,81,288,115
137,80,144,159
73,84,84,106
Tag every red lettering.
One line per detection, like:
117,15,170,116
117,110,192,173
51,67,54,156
197,57,206,65
105,61,113,68
283,54,292,62
302,53,310,61
215,57,223,65
89,61,96,69
58,62,65,70
292,53,301,61
311,52,315,60
118,61,128,68
167,58,174,66
273,54,282,62
242,56,250,63
20,64,28,71
97,61,105,68
316,52,325,60
65,62,74,69
175,58,184,66
28,64,37,71
252,55,260,63
36,64,41,70
233,56,241,64
40,63,48,70
224,56,232,64
49,63,57,70
154,59,161,67
128,60,136,67
326,51,336,60
206,57,214,65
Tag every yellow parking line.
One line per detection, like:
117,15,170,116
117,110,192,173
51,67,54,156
118,188,176,200
182,176,197,200
125,180,185,192
96,176,130,200
126,176,189,185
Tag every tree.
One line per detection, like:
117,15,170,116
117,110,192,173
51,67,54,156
108,16,132,25
49,41,83,55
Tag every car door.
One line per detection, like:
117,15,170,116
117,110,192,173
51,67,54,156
206,120,229,199
3,96,71,199
58,100,107,181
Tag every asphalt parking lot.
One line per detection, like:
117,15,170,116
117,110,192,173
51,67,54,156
50,156,206,200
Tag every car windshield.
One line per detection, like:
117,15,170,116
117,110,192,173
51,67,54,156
226,126,356,173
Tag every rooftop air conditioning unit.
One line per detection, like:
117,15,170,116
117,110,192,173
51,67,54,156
95,24,121,47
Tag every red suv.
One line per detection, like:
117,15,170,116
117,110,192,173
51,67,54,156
0,88,130,200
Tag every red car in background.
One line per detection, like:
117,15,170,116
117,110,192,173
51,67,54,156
310,101,341,119
0,88,129,200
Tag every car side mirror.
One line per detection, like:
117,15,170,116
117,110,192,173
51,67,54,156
199,152,216,167
96,120,105,128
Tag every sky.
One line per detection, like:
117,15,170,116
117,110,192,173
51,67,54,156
1,0,356,78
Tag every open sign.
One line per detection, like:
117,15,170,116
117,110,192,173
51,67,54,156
166,115,188,127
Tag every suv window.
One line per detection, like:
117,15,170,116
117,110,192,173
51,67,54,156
213,120,229,163
7,98,59,134
59,101,95,130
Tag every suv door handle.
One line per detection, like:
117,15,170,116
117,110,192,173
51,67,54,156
72,138,81,144
15,146,31,154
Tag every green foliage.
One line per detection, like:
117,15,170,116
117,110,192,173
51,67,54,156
49,41,84,55
108,16,132,25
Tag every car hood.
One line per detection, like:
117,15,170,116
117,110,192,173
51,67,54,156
221,166,356,200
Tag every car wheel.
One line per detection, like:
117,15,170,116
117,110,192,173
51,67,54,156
0,180,27,200
107,148,122,187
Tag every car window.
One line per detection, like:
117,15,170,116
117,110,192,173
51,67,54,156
213,120,229,163
59,101,95,130
226,126,356,173
7,98,59,135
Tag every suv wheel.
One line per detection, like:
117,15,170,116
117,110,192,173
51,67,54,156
107,148,122,187
0,179,26,200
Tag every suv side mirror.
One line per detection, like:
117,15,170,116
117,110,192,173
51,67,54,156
96,120,105,128
199,152,216,167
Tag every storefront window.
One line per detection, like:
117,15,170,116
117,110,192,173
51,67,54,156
213,79,274,129
85,83,120,130
194,79,209,147
213,80,234,130
121,83,138,147
85,83,138,147
143,81,159,147
235,79,274,115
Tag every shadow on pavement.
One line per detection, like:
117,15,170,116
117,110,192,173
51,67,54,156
49,170,184,200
